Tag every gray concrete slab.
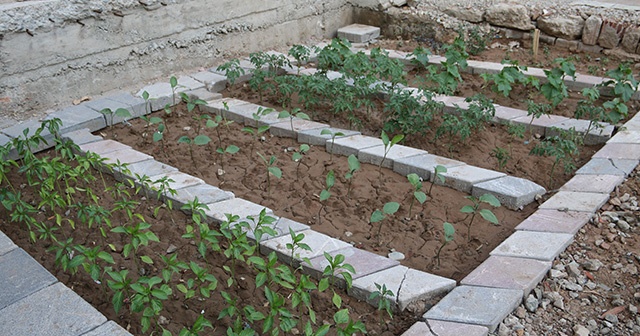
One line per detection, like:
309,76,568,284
511,114,569,136
297,127,360,146
493,105,528,124
269,119,328,138
46,104,107,133
438,165,505,193
491,231,574,261
188,71,228,92
423,285,522,332
393,153,465,181
184,88,222,102
607,129,640,144
471,176,546,210
326,135,383,157
201,98,251,118
539,191,610,213
358,144,428,169
0,248,57,310
126,159,179,181
560,174,625,193
61,128,103,146
0,282,106,336
105,92,149,119
0,133,18,160
337,24,381,43
546,119,614,145
80,140,131,156
575,158,638,176
81,98,131,127
2,119,55,153
0,231,17,256
260,230,351,268
171,183,234,210
204,198,272,224
148,171,205,193
80,321,133,336
402,320,489,336
136,76,204,111
593,143,640,160
515,209,593,235
102,149,153,166
248,217,309,241
461,255,552,298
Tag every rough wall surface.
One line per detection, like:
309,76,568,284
0,0,353,119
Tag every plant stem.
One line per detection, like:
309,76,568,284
467,212,476,242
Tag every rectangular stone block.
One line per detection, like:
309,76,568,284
593,143,640,160
494,105,528,124
204,198,272,224
61,128,103,146
106,92,149,119
46,104,107,133
0,248,57,310
326,135,383,157
511,114,569,136
393,154,465,181
402,320,488,336
576,158,638,176
171,184,234,211
560,174,624,193
350,265,455,312
546,119,614,145
358,145,428,170
515,209,593,235
260,230,350,268
491,231,574,261
102,149,153,166
81,321,133,336
297,127,360,146
472,176,546,210
466,60,504,75
607,129,640,144
2,119,55,153
125,159,179,181
245,217,310,242
337,24,381,43
438,165,505,193
0,283,106,336
423,285,522,332
147,171,205,194
136,76,204,111
80,139,130,156
0,231,16,256
268,119,328,138
461,255,552,298
184,88,222,103
539,191,610,213
303,247,399,288
188,71,228,92
201,98,251,119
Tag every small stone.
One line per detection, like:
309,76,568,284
610,197,621,206
550,269,568,278
183,126,191,131
166,244,178,254
629,304,638,314
612,298,625,306
617,220,630,231
158,315,169,325
611,263,623,270
582,259,604,271
573,324,590,336
567,262,581,277
604,314,618,324
344,231,353,237
525,294,539,312
514,306,526,318
217,169,225,176
600,242,611,250
388,251,405,261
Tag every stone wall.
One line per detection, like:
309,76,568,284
0,0,353,118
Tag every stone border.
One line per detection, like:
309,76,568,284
0,45,638,335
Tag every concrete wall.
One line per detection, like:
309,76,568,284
0,0,353,119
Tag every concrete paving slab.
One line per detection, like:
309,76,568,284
423,285,522,332
0,231,16,256
188,71,228,92
184,88,222,102
2,119,55,153
515,209,593,235
204,198,272,224
461,255,552,298
438,165,505,193
0,248,57,310
546,119,614,145
171,184,234,210
511,114,570,136
560,174,625,193
260,230,351,268
297,127,360,146
46,104,107,133
491,231,574,261
254,217,310,240
102,149,153,166
402,320,489,336
0,133,18,160
269,119,328,138
393,153,465,180
62,128,103,146
472,176,546,210
80,321,133,336
82,98,134,127
607,129,640,143
351,265,456,311
539,191,610,213
105,92,148,119
575,158,638,176
80,139,130,156
358,144,428,169
494,105,528,123
593,143,640,160
136,76,203,111
0,282,106,336
327,135,383,157
303,247,399,288
148,171,205,193
125,159,179,181
201,98,252,118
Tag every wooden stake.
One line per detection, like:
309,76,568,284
533,29,540,61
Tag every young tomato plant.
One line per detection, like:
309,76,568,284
530,127,581,189
216,59,245,88
370,201,400,244
435,222,455,267
492,146,511,170
407,173,427,218
460,193,500,242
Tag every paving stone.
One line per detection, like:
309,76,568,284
260,230,351,268
494,105,527,123
136,76,204,111
105,92,149,119
546,119,614,145
472,176,545,210
467,60,504,75
226,102,281,126
539,191,610,213
204,198,272,224
423,285,522,332
326,135,383,157
61,128,103,146
102,149,153,166
147,171,205,195
297,127,360,146
607,129,640,144
515,209,593,235
461,255,552,298
437,165,505,193
393,153,466,180
0,231,16,256
491,231,574,261
402,320,489,336
184,88,222,102
82,98,135,127
80,321,133,336
337,24,380,43
268,119,328,138
303,247,399,288
0,282,106,336
80,139,130,156
350,265,456,311
2,119,55,153
0,249,57,310
244,216,310,242
560,174,624,193
45,104,107,133
593,143,640,160
624,113,640,130
575,158,638,176
201,98,252,118
171,183,234,210
188,71,228,92
358,144,428,169
124,159,179,181
511,114,570,136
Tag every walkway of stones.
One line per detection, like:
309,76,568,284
1,31,639,335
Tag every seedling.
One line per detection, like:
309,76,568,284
278,107,310,133
320,129,345,162
178,135,211,166
370,201,400,243
460,193,500,242
344,154,360,198
317,170,335,225
435,222,455,266
100,108,132,127
285,228,312,268
379,130,404,173
428,165,447,196
242,107,274,153
291,144,310,179
179,92,207,114
216,59,245,88
492,146,511,170
407,173,427,217
288,44,311,74
256,152,282,193
368,283,394,321
530,127,581,189
169,75,179,106
321,252,356,288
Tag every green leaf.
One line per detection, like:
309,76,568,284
332,292,342,308
297,112,310,120
383,202,400,215
225,145,240,154
278,111,291,119
479,209,499,225
318,277,329,292
460,205,475,213
333,309,350,324
193,134,211,146
112,291,124,314
370,210,384,223
443,222,455,242
300,144,310,152
391,134,405,145
347,154,360,171
325,170,335,188
140,255,154,264
320,129,332,135
177,136,191,144
415,191,427,204
407,173,421,187
268,167,282,179
479,193,501,207
319,189,331,202
381,130,389,145
170,76,178,88
115,108,132,119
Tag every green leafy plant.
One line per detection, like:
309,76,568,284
423,36,468,95
492,146,511,170
288,44,311,74
428,165,447,196
344,154,360,198
435,222,455,266
100,107,132,127
530,127,582,188
321,252,356,288
216,59,245,88
179,92,207,114
278,107,310,133
178,134,211,166
599,63,639,123
321,129,345,162
317,170,335,224
379,130,404,172
460,193,500,241
436,94,495,145
369,283,394,322
370,201,400,243
540,58,575,107
406,173,427,218
291,144,310,179
480,60,539,97
257,152,282,193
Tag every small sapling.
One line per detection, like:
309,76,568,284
460,193,500,242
